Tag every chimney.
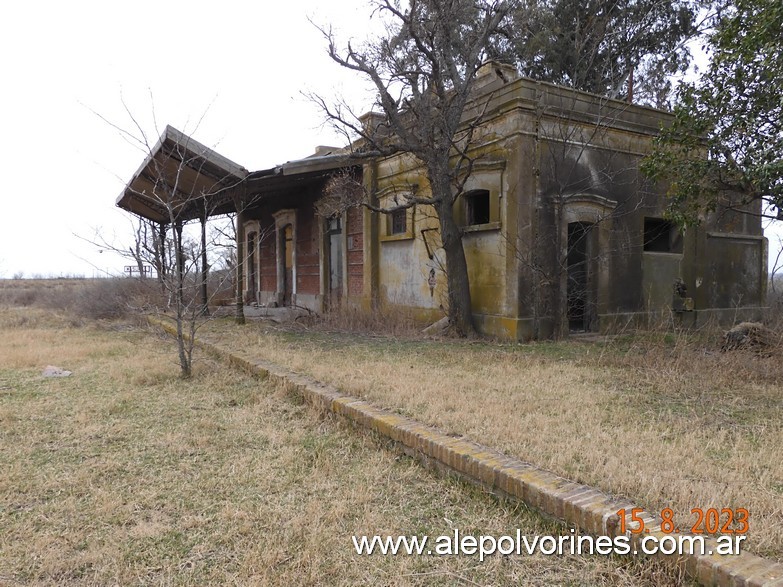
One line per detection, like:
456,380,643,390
358,111,389,139
313,146,340,156
474,61,519,91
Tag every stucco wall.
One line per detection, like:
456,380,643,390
642,252,682,313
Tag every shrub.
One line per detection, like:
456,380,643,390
0,278,167,320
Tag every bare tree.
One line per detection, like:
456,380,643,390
109,117,247,377
83,216,169,283
314,0,517,337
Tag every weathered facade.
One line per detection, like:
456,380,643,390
117,64,767,340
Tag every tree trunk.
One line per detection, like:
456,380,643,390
430,163,475,337
438,207,475,336
173,221,192,378
134,224,145,277
156,223,167,288
199,211,210,317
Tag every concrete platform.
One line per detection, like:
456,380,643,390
242,305,312,322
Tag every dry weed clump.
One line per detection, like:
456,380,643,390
0,279,64,307
721,321,780,352
296,304,427,338
0,313,683,586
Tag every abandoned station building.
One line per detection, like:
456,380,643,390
117,63,767,340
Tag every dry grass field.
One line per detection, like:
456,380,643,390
201,311,783,564
0,287,686,586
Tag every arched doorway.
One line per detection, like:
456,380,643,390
561,194,616,334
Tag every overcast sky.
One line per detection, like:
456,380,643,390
0,0,378,277
1,1,779,278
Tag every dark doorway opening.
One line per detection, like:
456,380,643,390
247,232,257,305
283,224,293,306
566,222,595,332
465,190,491,226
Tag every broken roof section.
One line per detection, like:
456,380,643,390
243,150,356,196
116,128,359,224
115,125,249,224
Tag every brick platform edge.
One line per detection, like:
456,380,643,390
150,317,783,587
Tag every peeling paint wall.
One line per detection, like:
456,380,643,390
368,73,766,338
642,252,682,315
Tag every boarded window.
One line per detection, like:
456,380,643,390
643,218,682,253
390,209,407,235
465,190,491,226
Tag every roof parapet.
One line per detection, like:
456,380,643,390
358,111,389,140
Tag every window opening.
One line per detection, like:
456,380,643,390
390,209,407,235
644,218,682,253
465,190,491,225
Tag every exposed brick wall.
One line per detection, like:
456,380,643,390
249,196,363,303
346,207,364,297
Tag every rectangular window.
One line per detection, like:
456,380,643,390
643,217,682,253
327,216,341,234
390,209,407,235
465,190,491,226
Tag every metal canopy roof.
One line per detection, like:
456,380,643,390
115,125,249,224
116,126,360,225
